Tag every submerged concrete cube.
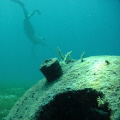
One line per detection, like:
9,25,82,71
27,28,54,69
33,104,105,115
40,58,63,82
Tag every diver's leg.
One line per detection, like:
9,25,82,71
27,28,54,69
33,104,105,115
11,0,24,7
11,0,28,18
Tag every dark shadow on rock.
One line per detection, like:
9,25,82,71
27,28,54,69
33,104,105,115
36,88,111,120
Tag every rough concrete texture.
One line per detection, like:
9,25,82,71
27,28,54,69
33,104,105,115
6,56,120,120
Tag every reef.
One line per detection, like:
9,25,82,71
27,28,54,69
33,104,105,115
6,55,120,120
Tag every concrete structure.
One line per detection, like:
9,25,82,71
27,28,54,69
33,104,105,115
6,56,120,120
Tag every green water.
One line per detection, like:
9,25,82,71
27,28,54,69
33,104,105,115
0,85,30,120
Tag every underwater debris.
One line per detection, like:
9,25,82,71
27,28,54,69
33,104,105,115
97,96,107,107
105,60,110,65
57,47,64,61
64,51,72,63
80,51,86,62
57,47,73,65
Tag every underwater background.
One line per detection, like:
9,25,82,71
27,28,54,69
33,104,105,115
0,0,120,119
0,0,120,87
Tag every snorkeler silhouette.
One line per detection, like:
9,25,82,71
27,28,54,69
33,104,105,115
11,0,53,55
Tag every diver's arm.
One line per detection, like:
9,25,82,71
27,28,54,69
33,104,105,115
28,10,41,19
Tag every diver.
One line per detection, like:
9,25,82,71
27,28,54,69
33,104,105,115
11,0,53,55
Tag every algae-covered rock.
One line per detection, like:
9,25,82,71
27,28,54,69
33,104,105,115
6,56,120,120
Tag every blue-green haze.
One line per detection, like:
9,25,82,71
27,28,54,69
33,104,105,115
0,0,120,87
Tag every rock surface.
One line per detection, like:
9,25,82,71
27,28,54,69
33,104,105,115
6,56,120,120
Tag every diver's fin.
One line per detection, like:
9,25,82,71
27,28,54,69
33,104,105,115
11,0,24,7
